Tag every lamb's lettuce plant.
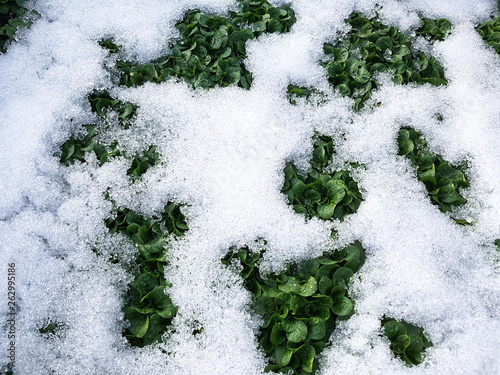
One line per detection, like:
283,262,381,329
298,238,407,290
222,241,366,374
59,124,122,166
286,84,326,106
415,18,453,41
282,134,363,223
476,15,500,55
397,128,469,222
287,13,451,111
382,318,432,366
106,0,295,90
105,204,187,346
0,364,13,375
59,89,186,348
38,321,66,339
59,89,160,174
322,13,450,110
87,90,138,129
0,0,36,53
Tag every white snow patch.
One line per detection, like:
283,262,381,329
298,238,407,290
0,0,499,374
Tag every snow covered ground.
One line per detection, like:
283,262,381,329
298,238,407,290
0,0,499,374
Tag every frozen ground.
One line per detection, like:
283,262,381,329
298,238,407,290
0,0,499,374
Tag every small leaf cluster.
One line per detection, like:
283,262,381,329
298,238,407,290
98,38,121,54
222,242,365,374
127,145,160,180
59,124,159,176
286,84,327,106
60,125,122,166
397,128,469,217
60,91,159,177
88,90,138,129
58,81,174,348
476,16,500,55
60,90,136,166
382,318,432,366
38,322,60,335
319,13,449,110
112,0,295,90
0,0,33,53
38,321,65,339
286,84,315,104
282,134,363,222
0,364,13,375
107,203,188,240
415,18,453,41
105,204,187,346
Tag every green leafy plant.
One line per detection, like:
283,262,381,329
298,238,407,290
286,84,327,106
38,321,65,338
108,0,295,90
59,90,160,175
287,13,450,111
0,0,35,53
87,90,138,129
282,134,363,222
60,126,158,175
59,124,122,166
476,15,500,54
382,318,432,366
397,128,469,221
99,38,121,54
105,204,187,346
0,364,13,375
415,18,453,41
59,91,134,165
59,88,183,347
323,13,449,110
127,146,160,180
222,241,366,374
286,84,316,104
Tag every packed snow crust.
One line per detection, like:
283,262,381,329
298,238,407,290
1,0,500,374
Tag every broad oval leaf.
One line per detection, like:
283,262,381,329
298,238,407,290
317,203,336,220
285,320,308,343
331,296,353,316
298,276,318,297
274,345,293,367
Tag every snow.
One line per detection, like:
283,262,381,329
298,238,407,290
0,0,499,374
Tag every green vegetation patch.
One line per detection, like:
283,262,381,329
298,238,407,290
286,85,326,106
60,90,137,166
382,318,432,366
0,0,34,53
282,134,363,222
60,124,122,166
415,18,453,42
87,90,138,129
106,204,187,346
108,0,295,90
222,241,366,374
287,13,450,110
322,13,449,110
60,128,159,177
476,15,500,55
59,90,160,176
59,90,186,347
38,321,66,338
0,364,13,375
397,128,469,221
